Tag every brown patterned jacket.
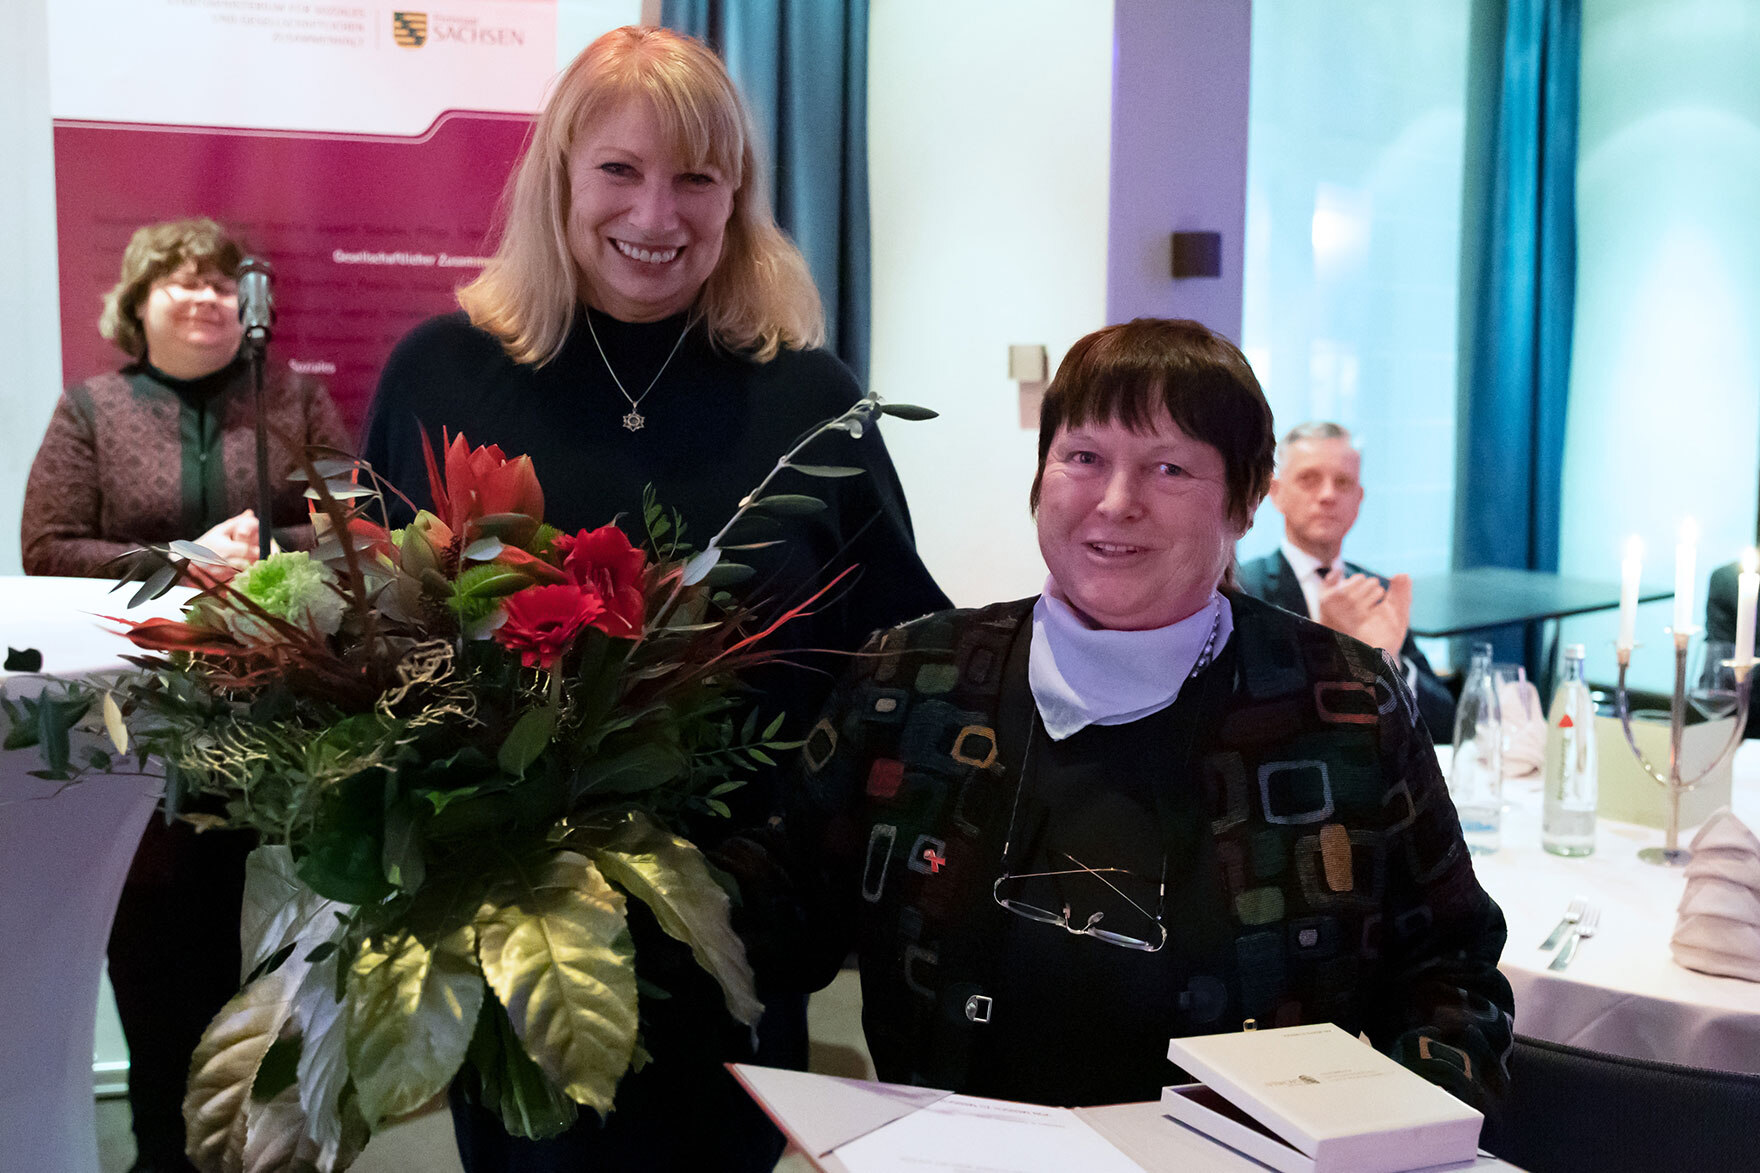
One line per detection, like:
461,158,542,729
22,361,351,577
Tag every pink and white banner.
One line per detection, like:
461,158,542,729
50,1,559,436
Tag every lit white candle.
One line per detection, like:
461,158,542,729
1618,535,1643,652
1674,518,1698,634
1737,548,1759,666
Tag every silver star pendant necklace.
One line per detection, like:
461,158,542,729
584,309,695,432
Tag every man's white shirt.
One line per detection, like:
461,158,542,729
1279,538,1333,623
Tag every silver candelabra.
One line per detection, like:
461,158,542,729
1614,627,1753,867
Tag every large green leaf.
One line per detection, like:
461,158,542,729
240,1083,318,1173
296,771,394,906
346,922,485,1125
497,707,556,778
381,800,427,891
474,851,639,1115
240,846,345,981
463,990,579,1140
569,741,687,799
585,812,762,1030
184,973,298,1173
290,951,353,1170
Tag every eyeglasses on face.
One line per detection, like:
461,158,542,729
154,272,239,301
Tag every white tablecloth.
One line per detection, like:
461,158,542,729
1466,745,1760,1074
0,577,187,1173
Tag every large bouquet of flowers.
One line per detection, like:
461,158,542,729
7,392,929,1173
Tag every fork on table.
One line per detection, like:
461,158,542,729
1540,898,1587,950
1548,905,1600,971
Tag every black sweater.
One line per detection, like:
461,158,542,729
362,309,949,1170
362,309,950,815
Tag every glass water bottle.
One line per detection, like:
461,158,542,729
1450,642,1503,854
1542,644,1598,856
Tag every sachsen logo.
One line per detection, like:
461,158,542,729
392,12,428,48
391,11,528,49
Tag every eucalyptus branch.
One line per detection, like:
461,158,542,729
702,395,882,555
649,394,885,629
295,439,379,657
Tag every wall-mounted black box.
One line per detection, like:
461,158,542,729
1171,231,1222,279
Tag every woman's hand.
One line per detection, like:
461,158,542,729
186,510,260,585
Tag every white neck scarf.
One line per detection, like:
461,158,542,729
1028,584,1233,741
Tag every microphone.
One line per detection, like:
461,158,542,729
236,256,277,558
237,256,275,347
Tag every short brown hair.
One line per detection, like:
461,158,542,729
458,25,823,366
1030,318,1275,531
99,217,246,360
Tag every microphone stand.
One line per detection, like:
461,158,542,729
237,256,276,562
244,332,274,562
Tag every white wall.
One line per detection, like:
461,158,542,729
558,0,644,62
0,0,60,576
1107,0,1251,336
1556,0,1760,687
1234,0,1471,581
868,0,1115,607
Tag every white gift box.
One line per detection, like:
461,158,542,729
1161,1024,1484,1173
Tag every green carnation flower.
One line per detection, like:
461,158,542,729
228,552,346,640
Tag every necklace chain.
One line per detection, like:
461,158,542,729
584,309,695,432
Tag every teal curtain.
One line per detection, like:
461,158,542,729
1455,0,1580,671
662,0,871,386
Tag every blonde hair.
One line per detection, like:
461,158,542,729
459,25,824,366
99,218,245,360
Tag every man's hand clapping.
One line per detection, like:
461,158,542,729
1316,566,1411,654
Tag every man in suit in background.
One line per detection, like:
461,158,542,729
1237,421,1456,742
1706,559,1760,738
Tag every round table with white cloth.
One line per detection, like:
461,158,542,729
0,576,189,1173
1461,744,1760,1074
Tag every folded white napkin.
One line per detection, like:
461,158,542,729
1671,808,1760,982
1500,679,1547,778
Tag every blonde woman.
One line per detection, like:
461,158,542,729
360,26,945,1172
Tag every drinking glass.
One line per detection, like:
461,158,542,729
1688,640,1739,722
1492,662,1543,790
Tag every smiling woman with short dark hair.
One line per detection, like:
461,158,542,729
745,316,1514,1117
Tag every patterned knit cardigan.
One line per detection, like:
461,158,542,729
743,592,1513,1112
22,363,350,577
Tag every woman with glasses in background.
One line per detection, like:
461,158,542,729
23,217,347,582
21,216,348,1173
738,317,1514,1115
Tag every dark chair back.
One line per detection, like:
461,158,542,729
1483,1035,1760,1173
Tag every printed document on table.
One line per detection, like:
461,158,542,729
833,1094,1145,1173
